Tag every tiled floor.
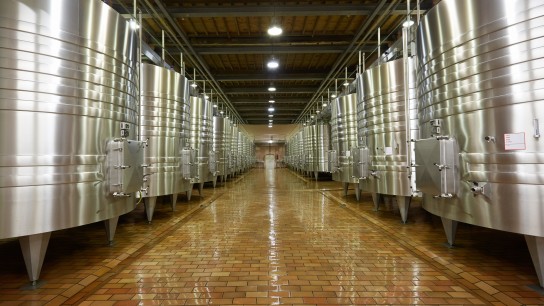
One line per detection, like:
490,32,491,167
0,167,543,305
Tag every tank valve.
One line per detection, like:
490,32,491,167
470,182,487,196
484,136,495,143
433,163,449,171
370,171,379,178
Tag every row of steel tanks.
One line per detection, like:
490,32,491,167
414,0,544,287
0,0,255,284
285,122,331,180
285,0,544,287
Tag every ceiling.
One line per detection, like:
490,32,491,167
111,0,433,127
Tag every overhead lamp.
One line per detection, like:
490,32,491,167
323,102,328,107
269,119,273,123
268,139,273,143
268,107,275,112
213,104,218,108
267,59,279,69
316,110,320,114
268,125,273,128
311,115,315,119
220,110,224,114
269,100,275,103
268,114,274,118
331,94,337,98
268,86,276,92
204,95,209,100
190,82,198,88
267,25,283,36
343,81,349,86
129,19,140,30
303,123,307,126
403,19,414,27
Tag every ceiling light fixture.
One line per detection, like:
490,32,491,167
268,114,274,118
267,25,283,36
269,100,275,103
191,82,197,88
331,94,337,98
268,86,276,92
268,107,275,112
220,110,224,114
268,125,273,128
267,59,279,69
129,19,139,30
269,119,273,123
343,81,349,86
213,104,218,108
403,19,414,27
322,103,328,107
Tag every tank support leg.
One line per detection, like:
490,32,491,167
171,194,178,211
104,216,119,244
525,235,544,287
441,217,458,246
19,232,51,284
198,182,204,196
371,192,382,211
213,176,218,188
396,196,410,224
186,184,193,201
314,171,318,180
355,183,360,201
342,182,349,196
144,197,157,223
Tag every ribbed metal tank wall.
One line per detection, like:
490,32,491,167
315,124,331,173
359,58,418,222
212,116,231,181
140,64,191,221
230,125,239,174
415,0,544,286
296,130,304,171
188,95,213,185
330,93,359,185
302,126,315,173
0,0,141,282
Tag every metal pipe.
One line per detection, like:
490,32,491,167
161,29,165,67
363,53,366,71
378,27,381,65
358,51,361,74
402,26,412,183
180,53,184,75
417,0,420,25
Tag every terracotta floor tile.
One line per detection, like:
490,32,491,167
1,169,543,305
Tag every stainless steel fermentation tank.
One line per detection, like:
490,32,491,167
139,64,192,222
302,125,315,175
229,125,239,175
188,95,216,194
357,58,418,223
415,0,544,286
330,93,360,198
212,116,232,182
302,124,331,179
0,0,142,283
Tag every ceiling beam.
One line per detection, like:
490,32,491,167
225,87,317,94
190,45,376,55
118,4,425,18
216,73,325,82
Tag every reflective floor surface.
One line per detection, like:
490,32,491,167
0,167,543,305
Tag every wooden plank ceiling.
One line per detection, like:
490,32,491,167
111,0,432,125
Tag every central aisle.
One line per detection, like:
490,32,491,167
81,168,486,305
